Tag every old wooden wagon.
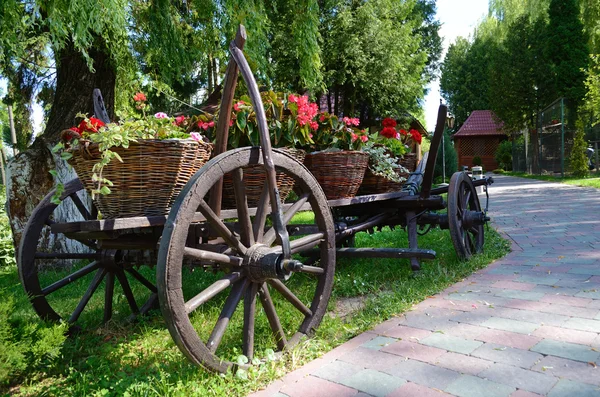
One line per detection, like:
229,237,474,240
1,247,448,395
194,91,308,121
18,27,492,373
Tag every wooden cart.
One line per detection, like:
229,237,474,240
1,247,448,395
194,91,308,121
17,27,491,373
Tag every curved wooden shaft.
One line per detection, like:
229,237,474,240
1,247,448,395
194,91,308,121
420,105,448,199
229,36,291,259
208,25,247,215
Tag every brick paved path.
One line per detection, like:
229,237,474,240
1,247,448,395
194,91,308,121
249,175,600,397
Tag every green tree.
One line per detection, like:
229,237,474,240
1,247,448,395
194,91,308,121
570,121,589,177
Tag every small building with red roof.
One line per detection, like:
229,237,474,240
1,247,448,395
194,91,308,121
453,110,507,171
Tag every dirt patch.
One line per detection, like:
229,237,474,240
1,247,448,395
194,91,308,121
329,296,367,320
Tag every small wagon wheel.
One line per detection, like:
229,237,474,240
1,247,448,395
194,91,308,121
447,172,485,260
157,147,335,373
18,179,158,326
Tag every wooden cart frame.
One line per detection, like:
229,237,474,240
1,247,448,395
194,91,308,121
17,26,491,373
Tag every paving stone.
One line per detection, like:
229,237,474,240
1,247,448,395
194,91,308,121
382,358,460,390
434,352,492,375
471,343,543,369
562,317,600,332
492,307,569,327
337,369,406,397
540,303,600,319
402,310,456,332
440,323,487,339
422,298,478,312
280,375,358,397
369,317,407,335
531,339,600,363
312,360,363,383
576,289,600,299
361,336,398,351
510,391,544,397
488,267,533,275
338,347,405,372
475,328,541,350
547,379,600,397
444,374,515,397
495,290,545,301
480,317,539,334
381,340,446,363
478,362,558,395
380,325,432,341
532,325,599,346
531,355,600,386
450,310,494,326
516,275,560,285
568,267,600,276
491,281,537,291
386,381,454,397
420,333,482,354
448,292,510,307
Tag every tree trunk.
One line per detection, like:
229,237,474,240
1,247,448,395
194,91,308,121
7,40,117,255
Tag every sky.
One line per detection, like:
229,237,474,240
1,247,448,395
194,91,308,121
423,0,489,131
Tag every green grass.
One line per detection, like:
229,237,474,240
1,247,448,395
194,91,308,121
500,171,600,189
1,223,509,397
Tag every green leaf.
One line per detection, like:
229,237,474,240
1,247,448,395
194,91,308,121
236,111,247,131
236,355,249,366
48,170,58,177
60,152,73,161
99,186,111,195
51,143,64,154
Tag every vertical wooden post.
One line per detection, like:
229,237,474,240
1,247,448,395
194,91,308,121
208,25,247,216
7,104,18,156
0,149,5,185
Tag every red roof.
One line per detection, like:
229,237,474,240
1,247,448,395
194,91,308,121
453,110,506,137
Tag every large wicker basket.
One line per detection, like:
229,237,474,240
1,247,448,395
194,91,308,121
399,153,418,172
358,168,407,195
70,139,212,218
221,148,305,209
304,150,369,200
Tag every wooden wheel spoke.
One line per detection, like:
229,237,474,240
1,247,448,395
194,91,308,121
207,278,249,353
125,268,158,293
263,193,310,246
267,279,312,317
197,198,247,255
289,233,324,254
103,271,115,323
185,272,242,314
253,184,271,243
68,268,107,323
115,270,139,315
69,192,92,220
258,283,287,351
243,282,259,360
44,218,55,226
42,261,101,296
232,168,255,247
183,247,243,267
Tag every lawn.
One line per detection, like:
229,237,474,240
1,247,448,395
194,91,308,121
1,221,509,397
501,171,600,189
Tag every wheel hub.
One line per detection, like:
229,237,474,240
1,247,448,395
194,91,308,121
461,210,487,229
244,244,285,282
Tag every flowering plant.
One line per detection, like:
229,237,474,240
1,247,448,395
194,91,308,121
308,113,368,152
224,91,316,149
380,117,422,149
53,92,210,199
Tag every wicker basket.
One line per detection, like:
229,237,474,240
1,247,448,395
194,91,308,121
221,148,305,209
70,139,212,218
304,150,369,200
399,153,418,172
358,169,406,195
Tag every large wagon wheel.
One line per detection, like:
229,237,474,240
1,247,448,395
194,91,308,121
157,147,335,373
18,179,158,327
448,172,485,260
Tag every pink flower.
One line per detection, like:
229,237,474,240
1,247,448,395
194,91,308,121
288,94,298,103
343,117,360,126
174,115,186,126
351,133,358,142
360,135,368,143
198,121,213,130
233,101,245,112
319,114,326,122
190,132,203,142
230,120,234,127
208,121,215,128
155,112,168,119
310,121,319,131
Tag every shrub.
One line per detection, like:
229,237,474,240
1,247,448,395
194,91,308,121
570,122,589,178
492,169,505,174
495,140,513,171
0,190,15,267
472,156,482,166
0,291,67,386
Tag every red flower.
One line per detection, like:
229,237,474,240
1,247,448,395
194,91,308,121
133,92,147,102
310,121,319,131
174,115,186,126
360,135,368,143
410,129,422,145
351,132,358,142
382,118,397,128
399,129,408,136
78,117,105,134
380,127,396,139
